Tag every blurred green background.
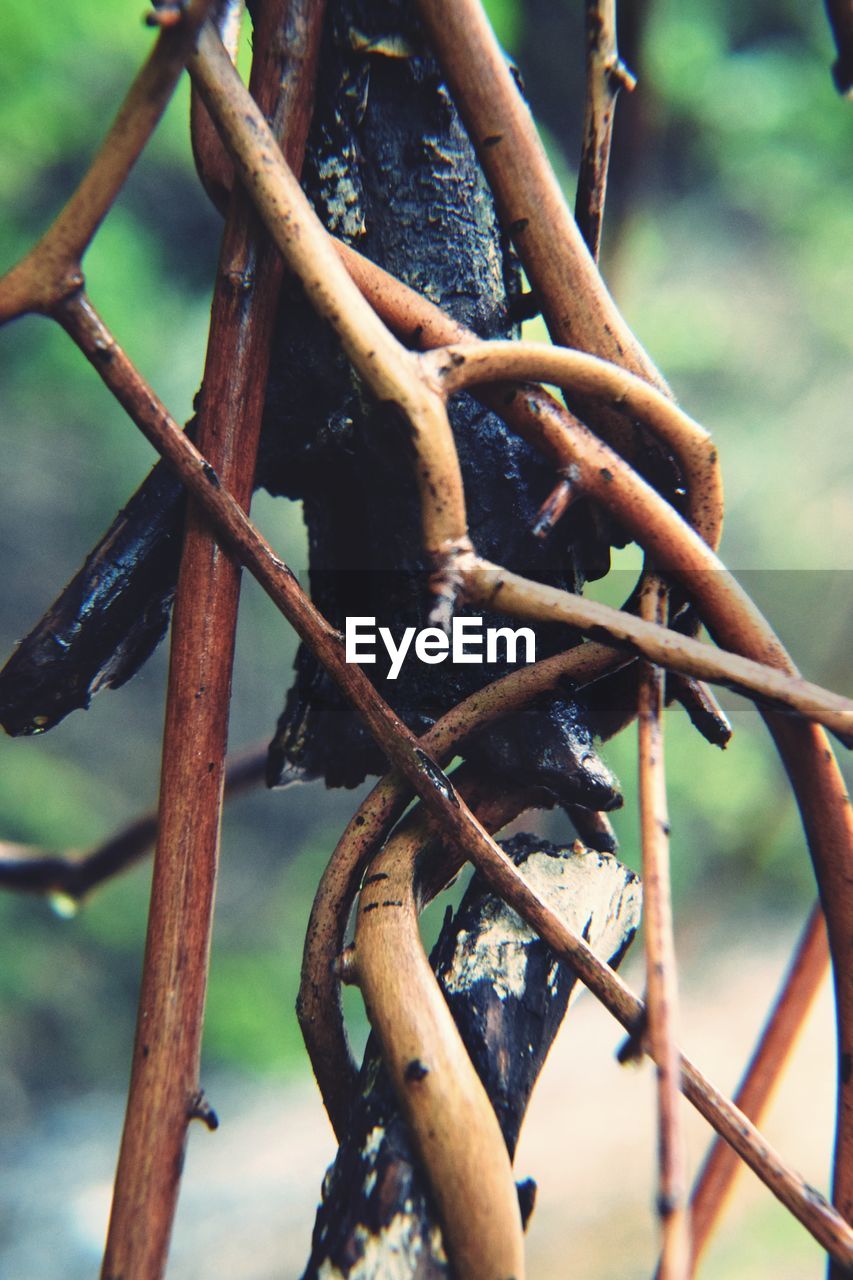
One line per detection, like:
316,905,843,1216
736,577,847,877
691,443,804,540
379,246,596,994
0,1,851,1277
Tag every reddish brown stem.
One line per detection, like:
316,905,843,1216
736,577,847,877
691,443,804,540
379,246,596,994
686,904,830,1274
100,6,325,1277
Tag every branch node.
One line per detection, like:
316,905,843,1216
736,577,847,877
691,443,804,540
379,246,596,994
188,1090,219,1131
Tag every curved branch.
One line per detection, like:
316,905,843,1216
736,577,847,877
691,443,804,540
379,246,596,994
415,0,665,395
338,241,723,553
348,765,853,1268
354,807,642,1280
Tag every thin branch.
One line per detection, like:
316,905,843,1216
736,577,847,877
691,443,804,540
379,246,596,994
0,0,216,326
101,6,325,1276
685,904,830,1275
576,0,637,259
638,575,689,1278
668,674,732,749
0,744,266,901
422,338,723,553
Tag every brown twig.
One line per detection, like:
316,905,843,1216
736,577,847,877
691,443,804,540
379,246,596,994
422,339,723,552
638,575,689,1277
0,0,216,327
685,903,830,1275
101,5,325,1276
576,0,637,260
668,674,732,749
0,743,266,901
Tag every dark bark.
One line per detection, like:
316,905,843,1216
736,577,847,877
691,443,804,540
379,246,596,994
303,834,641,1277
0,0,624,821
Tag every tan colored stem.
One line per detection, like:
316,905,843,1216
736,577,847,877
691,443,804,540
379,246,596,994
423,339,722,550
190,0,243,213
639,576,689,1277
415,0,665,397
451,562,852,738
354,778,531,1280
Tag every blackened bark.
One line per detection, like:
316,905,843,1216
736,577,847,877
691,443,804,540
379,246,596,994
0,0,620,818
303,835,641,1277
